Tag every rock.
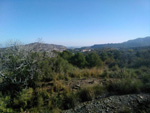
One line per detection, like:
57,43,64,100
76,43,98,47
63,94,150,113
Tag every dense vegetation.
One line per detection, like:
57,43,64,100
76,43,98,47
0,44,150,112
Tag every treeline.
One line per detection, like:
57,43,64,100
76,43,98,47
0,45,150,112
60,50,102,68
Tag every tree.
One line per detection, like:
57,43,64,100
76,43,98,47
86,52,102,68
0,42,41,95
59,50,73,62
100,52,108,61
71,53,86,68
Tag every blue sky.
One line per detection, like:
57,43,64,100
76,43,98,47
0,0,150,46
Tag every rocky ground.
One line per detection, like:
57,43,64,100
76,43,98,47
63,94,150,113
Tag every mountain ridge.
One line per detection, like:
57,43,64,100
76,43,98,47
0,42,67,53
90,36,150,49
25,42,66,52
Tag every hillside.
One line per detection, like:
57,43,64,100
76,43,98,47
91,36,150,49
0,42,150,112
0,42,66,53
24,42,66,52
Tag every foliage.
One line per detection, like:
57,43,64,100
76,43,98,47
0,95,13,113
13,88,33,111
70,52,87,68
141,74,150,93
107,78,143,94
59,50,73,62
78,87,94,102
0,50,42,95
0,42,150,112
62,92,77,109
86,52,102,67
78,85,106,102
92,85,107,97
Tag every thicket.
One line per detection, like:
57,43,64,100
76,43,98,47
0,44,150,112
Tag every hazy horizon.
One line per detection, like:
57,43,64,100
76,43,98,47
0,0,150,46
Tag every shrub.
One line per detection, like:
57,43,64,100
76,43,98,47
93,85,107,97
107,78,143,94
51,108,61,113
70,52,87,68
13,88,33,110
86,52,103,68
78,87,94,102
51,94,62,108
141,75,150,93
40,90,50,103
0,95,13,113
53,81,63,92
77,84,107,102
101,70,109,78
37,96,44,108
62,93,77,109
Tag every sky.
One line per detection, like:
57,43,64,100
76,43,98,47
0,0,150,47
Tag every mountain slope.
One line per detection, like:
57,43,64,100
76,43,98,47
25,42,66,52
0,42,66,53
91,36,150,49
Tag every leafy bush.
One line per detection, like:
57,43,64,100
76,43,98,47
50,94,62,108
70,52,87,68
92,85,107,97
107,78,143,94
13,88,33,110
37,96,44,108
141,75,150,93
59,50,73,62
86,52,103,68
62,93,77,109
0,95,13,113
78,87,94,102
77,85,107,102
53,81,63,92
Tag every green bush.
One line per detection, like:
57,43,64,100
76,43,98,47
13,88,33,110
40,90,50,103
101,70,109,78
93,85,107,97
86,52,103,68
78,87,94,102
107,78,143,94
77,85,107,102
0,95,13,113
37,96,44,108
141,75,150,93
51,94,62,108
70,52,87,68
62,93,77,109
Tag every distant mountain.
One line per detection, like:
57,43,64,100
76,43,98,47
25,42,66,52
0,42,66,53
91,36,150,49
